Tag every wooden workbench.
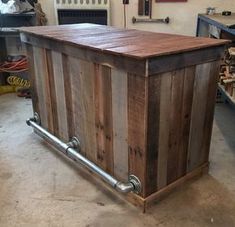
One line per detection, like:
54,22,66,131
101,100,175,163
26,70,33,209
20,24,228,211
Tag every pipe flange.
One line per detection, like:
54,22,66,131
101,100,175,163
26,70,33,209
33,112,41,125
26,112,41,126
129,175,141,194
67,137,80,150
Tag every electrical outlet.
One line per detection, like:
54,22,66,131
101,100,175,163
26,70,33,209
123,0,129,4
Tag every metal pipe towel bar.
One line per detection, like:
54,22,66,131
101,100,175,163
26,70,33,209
26,113,141,194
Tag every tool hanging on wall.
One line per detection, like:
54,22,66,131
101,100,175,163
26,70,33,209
135,0,169,24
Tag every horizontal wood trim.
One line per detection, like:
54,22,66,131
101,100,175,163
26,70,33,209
148,46,225,75
145,162,209,208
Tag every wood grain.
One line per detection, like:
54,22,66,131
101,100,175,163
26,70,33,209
20,24,228,60
95,64,114,173
32,46,49,129
111,68,129,181
128,74,147,197
146,75,161,196
157,72,172,190
51,51,69,141
167,69,185,184
187,63,212,172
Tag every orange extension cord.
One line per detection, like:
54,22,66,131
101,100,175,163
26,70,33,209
0,56,28,73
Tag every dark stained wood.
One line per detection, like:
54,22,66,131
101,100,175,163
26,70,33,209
145,75,161,196
177,66,196,178
167,69,185,184
128,74,147,197
20,24,228,60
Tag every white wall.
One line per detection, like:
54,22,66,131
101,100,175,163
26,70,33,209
39,0,235,36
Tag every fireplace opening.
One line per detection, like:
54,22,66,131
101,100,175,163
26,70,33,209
57,9,108,25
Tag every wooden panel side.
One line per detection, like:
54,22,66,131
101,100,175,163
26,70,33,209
111,69,129,181
145,75,161,196
187,62,213,172
51,51,69,141
128,74,147,197
95,64,114,173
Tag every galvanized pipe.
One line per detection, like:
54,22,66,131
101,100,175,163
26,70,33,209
132,16,170,24
26,114,141,194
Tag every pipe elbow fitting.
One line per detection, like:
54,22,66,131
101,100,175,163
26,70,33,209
115,182,134,194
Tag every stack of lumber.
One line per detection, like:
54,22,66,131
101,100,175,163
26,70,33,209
220,47,235,97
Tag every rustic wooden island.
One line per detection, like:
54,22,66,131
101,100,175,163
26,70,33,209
20,24,228,211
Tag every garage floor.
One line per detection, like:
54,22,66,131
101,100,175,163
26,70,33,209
0,94,235,227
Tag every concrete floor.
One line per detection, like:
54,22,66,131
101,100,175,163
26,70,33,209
0,94,235,227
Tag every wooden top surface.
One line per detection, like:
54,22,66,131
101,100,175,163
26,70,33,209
20,23,228,59
201,13,235,27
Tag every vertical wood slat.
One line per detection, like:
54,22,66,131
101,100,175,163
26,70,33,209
51,51,69,141
67,57,97,162
33,46,51,130
45,50,59,136
62,54,74,139
157,72,172,190
187,62,213,172
25,44,39,115
201,61,220,164
128,74,147,197
146,75,161,196
112,69,129,181
95,64,114,173
167,69,185,184
177,66,196,177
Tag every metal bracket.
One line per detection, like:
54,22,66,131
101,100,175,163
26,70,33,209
129,175,142,194
26,112,41,126
66,137,81,150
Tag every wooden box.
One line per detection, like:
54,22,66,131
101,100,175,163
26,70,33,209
20,24,227,211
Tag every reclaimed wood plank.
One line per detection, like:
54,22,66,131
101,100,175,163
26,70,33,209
68,56,86,156
45,50,59,136
157,72,172,190
51,51,69,141
32,46,49,129
167,69,185,184
187,62,212,172
128,74,147,197
95,64,114,173
177,66,196,178
111,68,129,181
146,75,161,196
201,61,220,164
